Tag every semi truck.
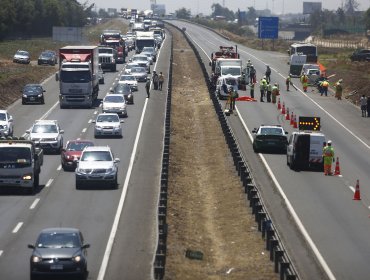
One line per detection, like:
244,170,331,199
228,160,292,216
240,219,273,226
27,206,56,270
56,46,99,109
0,138,43,194
100,30,126,63
135,31,156,53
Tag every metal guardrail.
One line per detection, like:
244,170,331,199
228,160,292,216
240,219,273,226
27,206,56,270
160,20,300,280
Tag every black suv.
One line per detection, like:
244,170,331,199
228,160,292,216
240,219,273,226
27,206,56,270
350,49,370,62
22,84,45,104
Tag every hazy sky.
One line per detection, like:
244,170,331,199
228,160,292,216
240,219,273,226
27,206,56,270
83,0,370,15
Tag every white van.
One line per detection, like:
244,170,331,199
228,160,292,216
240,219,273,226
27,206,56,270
215,74,239,99
286,131,326,171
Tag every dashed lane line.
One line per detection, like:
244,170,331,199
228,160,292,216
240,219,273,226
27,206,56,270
12,222,23,233
30,198,40,210
82,128,87,133
57,165,62,171
45,179,53,188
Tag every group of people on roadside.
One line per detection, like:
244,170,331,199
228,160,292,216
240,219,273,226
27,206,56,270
145,70,165,98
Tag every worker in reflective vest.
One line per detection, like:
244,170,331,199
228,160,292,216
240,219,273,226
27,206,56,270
323,140,334,175
300,73,309,92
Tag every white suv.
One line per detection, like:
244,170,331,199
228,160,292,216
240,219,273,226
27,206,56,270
27,120,64,153
75,146,120,189
0,110,14,137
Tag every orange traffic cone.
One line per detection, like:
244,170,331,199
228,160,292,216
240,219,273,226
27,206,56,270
293,114,298,128
277,98,281,110
281,102,286,114
290,111,294,125
334,157,341,175
285,107,290,120
353,179,361,200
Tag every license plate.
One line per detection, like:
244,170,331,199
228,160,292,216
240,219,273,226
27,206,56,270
30,97,35,101
50,264,63,270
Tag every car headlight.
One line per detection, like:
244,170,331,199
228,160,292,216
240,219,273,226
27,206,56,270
37,94,43,97
76,168,86,174
3,125,7,130
114,126,121,130
95,125,102,129
32,255,42,263
73,255,82,262
23,94,27,98
22,174,33,180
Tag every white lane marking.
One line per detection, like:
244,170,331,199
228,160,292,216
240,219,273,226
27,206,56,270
45,179,53,188
97,74,151,280
82,128,87,133
349,186,355,193
57,165,62,171
30,198,40,209
235,106,336,280
0,250,3,257
94,111,98,115
88,119,92,124
77,137,81,140
12,222,23,233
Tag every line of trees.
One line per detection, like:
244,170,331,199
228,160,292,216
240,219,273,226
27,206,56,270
0,0,93,39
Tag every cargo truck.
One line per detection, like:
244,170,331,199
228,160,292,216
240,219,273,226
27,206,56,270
0,138,43,194
135,31,156,53
56,46,99,109
100,30,126,63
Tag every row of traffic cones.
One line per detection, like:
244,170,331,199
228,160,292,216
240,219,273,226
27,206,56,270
278,98,297,128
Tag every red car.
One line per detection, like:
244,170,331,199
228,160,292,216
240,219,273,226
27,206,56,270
61,140,94,171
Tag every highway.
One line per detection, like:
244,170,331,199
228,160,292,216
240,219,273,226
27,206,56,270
168,20,370,280
0,34,171,279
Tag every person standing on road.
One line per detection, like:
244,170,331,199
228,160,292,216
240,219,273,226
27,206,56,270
266,81,272,103
367,96,370,117
271,83,280,104
249,82,255,98
286,74,292,91
321,79,329,96
249,65,256,84
259,77,267,102
145,78,151,98
300,73,309,92
152,71,159,90
323,140,335,175
231,89,238,112
334,79,343,100
360,95,367,117
158,72,164,90
265,65,271,83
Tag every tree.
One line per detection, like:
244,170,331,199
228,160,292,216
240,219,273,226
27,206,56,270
364,8,370,30
344,0,359,15
211,3,235,21
175,8,191,19
246,7,257,25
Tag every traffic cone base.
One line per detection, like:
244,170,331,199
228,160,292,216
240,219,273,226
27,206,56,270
353,180,361,200
293,115,298,128
290,112,294,125
334,157,341,175
281,102,286,114
277,98,281,110
285,108,290,120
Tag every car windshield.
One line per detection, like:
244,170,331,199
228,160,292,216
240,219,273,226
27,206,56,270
81,151,113,161
221,67,241,76
36,232,80,249
24,85,42,92
41,52,52,57
125,64,136,69
120,75,135,81
132,56,147,61
131,67,145,73
225,79,237,86
142,47,154,53
96,115,119,123
104,96,124,103
16,51,28,56
114,84,131,93
67,142,93,151
32,124,58,133
0,113,6,121
260,128,283,135
99,48,113,54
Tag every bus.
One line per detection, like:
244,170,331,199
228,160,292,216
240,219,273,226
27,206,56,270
288,43,318,77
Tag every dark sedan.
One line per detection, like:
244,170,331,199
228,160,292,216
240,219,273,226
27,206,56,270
38,51,56,66
111,83,134,104
61,140,94,171
28,228,90,280
22,84,45,104
252,125,288,153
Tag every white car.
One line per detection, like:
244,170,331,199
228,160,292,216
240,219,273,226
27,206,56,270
102,94,127,117
27,120,64,153
131,55,150,73
75,146,120,189
93,113,123,138
13,50,30,64
123,62,139,75
118,74,138,91
141,52,153,65
0,110,14,137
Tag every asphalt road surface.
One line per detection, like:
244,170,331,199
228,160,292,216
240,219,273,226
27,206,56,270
168,20,370,280
0,34,171,279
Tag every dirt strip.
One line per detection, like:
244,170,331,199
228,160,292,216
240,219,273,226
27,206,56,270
164,26,278,280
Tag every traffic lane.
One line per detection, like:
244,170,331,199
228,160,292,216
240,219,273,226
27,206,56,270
103,32,171,280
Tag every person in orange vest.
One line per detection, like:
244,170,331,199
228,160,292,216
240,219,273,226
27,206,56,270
322,140,334,175
300,73,309,92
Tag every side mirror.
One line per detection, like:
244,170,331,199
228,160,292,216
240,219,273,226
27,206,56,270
285,131,288,134
28,244,35,249
61,148,66,152
43,90,46,92
82,244,90,249
252,128,257,133
120,120,124,123
26,129,30,134
92,120,96,123
60,130,64,134
9,116,13,122
55,73,59,81
114,158,120,163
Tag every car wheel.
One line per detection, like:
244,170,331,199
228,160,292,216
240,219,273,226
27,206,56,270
41,98,45,104
253,144,259,153
290,156,298,171
76,181,82,190
30,272,37,280
111,177,118,189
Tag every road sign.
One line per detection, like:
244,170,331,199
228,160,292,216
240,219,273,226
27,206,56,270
258,17,279,39
298,116,321,131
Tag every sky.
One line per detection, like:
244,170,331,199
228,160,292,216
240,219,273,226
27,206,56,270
81,0,370,15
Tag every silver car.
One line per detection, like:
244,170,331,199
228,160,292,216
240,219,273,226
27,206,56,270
75,146,120,189
93,113,123,138
130,67,148,82
13,50,30,64
27,120,64,153
0,110,14,137
102,94,127,117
